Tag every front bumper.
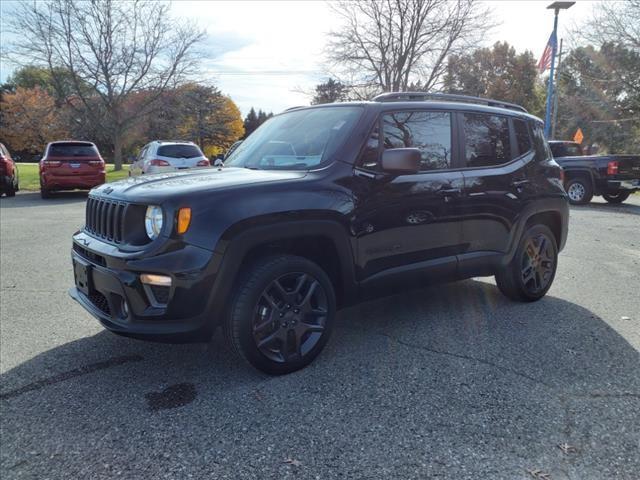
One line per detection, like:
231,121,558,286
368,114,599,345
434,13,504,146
69,232,219,342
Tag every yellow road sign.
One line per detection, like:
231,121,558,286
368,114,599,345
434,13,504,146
573,128,584,144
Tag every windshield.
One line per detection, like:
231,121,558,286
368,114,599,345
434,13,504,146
225,106,363,170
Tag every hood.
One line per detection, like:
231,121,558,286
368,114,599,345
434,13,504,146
91,167,307,203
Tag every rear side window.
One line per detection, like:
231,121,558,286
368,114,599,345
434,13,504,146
48,143,99,157
514,119,532,156
462,113,511,167
157,144,203,159
382,111,452,171
549,143,564,158
138,146,148,161
532,124,552,160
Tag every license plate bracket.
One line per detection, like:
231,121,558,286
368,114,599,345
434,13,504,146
73,258,92,295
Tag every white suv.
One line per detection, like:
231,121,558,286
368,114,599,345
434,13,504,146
130,141,209,175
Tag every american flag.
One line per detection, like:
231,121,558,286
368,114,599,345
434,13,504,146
537,31,557,73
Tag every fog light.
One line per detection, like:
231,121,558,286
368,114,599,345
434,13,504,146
121,298,129,319
140,273,172,287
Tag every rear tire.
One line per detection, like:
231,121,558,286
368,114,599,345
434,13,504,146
565,177,593,205
5,179,16,197
224,255,336,375
602,191,630,204
495,224,558,302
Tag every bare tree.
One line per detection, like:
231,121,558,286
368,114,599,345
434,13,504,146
326,0,494,97
8,0,204,169
580,0,640,51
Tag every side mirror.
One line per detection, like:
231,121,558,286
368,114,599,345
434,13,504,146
381,148,421,174
213,158,224,167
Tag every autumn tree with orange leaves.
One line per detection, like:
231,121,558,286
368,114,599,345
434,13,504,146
0,87,69,154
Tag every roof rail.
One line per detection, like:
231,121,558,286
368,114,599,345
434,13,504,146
372,92,528,113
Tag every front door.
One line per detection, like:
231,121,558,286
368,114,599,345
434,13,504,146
351,109,465,282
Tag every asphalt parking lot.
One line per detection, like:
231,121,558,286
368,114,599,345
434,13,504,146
1,191,639,480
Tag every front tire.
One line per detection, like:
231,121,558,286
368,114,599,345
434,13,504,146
495,224,558,302
602,191,630,204
224,255,336,375
565,177,593,205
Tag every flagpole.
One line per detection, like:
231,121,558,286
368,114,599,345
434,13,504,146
543,9,559,139
551,38,563,140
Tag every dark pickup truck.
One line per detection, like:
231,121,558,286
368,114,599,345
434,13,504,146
549,140,640,205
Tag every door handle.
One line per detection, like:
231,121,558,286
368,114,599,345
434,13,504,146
438,188,461,196
511,179,530,187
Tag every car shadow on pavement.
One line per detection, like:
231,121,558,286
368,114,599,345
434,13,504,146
0,191,88,208
576,199,640,216
1,279,639,479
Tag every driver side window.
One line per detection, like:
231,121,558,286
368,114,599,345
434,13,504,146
358,111,453,172
383,111,452,171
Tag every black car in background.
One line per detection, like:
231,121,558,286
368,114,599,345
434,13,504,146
70,93,569,374
549,140,640,204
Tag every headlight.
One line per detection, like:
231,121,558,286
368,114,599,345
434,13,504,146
144,205,163,240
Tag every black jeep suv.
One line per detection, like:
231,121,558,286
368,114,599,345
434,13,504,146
70,93,568,374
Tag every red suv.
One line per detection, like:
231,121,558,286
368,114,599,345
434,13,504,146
0,143,19,197
39,141,106,198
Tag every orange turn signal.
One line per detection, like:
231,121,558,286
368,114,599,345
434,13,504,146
177,207,191,234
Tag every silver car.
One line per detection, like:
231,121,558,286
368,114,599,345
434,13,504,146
130,141,210,175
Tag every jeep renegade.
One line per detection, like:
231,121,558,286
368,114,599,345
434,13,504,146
70,93,569,374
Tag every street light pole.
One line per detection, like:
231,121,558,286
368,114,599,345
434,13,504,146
543,2,574,139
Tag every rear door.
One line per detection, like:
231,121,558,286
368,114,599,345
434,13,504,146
458,113,538,262
352,109,465,282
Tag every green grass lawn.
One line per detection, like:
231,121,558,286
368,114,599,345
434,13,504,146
16,163,130,191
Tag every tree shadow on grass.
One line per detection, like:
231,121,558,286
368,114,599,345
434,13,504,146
1,279,639,479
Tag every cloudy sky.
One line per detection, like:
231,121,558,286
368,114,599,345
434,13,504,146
177,0,595,114
1,0,596,115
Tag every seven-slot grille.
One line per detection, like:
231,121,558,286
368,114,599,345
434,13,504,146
85,197,127,243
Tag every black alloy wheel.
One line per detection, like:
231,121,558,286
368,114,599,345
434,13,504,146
519,233,555,295
225,255,336,374
496,224,558,302
252,272,329,363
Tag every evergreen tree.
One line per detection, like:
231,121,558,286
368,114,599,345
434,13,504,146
311,79,347,104
243,108,273,138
